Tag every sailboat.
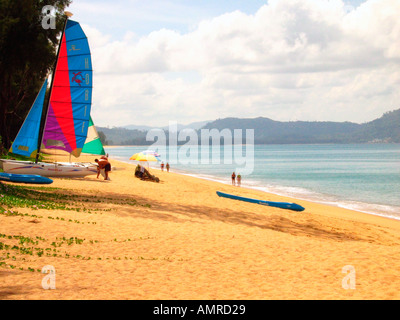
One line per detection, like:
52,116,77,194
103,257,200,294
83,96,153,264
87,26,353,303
1,13,98,177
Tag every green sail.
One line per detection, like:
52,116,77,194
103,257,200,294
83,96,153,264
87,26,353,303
82,117,106,155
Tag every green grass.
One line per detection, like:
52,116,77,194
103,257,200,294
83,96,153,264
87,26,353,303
0,181,158,273
0,231,169,273
0,183,150,217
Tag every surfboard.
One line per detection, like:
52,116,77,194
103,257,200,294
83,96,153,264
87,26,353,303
216,191,305,212
0,172,53,184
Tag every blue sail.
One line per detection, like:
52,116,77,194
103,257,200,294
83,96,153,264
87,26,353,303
10,80,48,158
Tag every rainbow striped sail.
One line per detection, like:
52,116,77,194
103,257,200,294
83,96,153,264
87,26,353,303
42,19,92,158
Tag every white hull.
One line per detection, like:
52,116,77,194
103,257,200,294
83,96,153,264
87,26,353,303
1,159,97,177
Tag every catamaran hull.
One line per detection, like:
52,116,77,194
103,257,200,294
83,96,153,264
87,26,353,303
1,160,97,177
0,172,53,184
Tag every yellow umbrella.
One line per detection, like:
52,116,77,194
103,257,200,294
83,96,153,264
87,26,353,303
129,152,160,168
129,152,160,162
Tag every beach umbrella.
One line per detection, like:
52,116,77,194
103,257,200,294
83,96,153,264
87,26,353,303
129,153,160,162
129,151,161,168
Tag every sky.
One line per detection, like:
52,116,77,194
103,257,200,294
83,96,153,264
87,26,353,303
66,0,400,127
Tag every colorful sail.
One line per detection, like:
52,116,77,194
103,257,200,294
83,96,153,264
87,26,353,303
9,80,48,158
82,117,106,155
42,19,92,158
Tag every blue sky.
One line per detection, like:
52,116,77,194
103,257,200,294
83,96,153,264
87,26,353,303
70,1,271,40
70,0,366,39
66,0,399,128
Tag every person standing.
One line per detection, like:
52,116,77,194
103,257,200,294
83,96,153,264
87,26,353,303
161,162,164,171
237,174,241,187
231,172,236,186
166,163,170,172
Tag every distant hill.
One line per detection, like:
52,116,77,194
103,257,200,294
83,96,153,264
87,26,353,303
349,109,400,143
98,109,400,145
97,127,151,146
121,124,154,132
202,117,361,144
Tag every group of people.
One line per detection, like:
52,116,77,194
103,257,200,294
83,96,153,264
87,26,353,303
94,156,172,182
160,162,170,172
95,155,240,187
231,172,241,187
95,155,111,180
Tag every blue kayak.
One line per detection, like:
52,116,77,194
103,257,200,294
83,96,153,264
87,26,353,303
216,191,305,212
0,172,53,184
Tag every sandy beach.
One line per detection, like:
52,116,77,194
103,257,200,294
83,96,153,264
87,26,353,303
1,156,400,300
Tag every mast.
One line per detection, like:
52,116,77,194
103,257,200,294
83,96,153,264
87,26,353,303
35,12,72,163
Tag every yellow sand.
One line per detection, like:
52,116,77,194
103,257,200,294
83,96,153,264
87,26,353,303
1,156,400,300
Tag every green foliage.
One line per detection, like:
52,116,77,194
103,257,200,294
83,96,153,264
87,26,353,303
0,135,5,157
98,130,108,145
0,0,71,149
0,183,151,217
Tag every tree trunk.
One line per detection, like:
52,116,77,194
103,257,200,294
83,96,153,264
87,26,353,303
0,74,11,150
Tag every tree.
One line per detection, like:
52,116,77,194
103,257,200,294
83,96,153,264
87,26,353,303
0,135,5,156
98,131,108,146
0,0,71,151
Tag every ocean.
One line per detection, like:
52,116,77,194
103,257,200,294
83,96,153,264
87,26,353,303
104,143,400,220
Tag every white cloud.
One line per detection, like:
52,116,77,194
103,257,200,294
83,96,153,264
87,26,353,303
81,0,400,127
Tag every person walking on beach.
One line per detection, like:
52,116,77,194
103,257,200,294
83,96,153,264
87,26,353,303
231,172,236,186
166,163,170,172
237,174,241,187
161,162,164,171
95,158,111,180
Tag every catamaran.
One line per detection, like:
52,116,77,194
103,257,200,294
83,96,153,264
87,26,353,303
1,13,99,177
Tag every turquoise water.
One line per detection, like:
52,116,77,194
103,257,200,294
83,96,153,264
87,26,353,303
105,144,400,220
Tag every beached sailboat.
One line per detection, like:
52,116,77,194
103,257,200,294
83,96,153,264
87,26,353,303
1,14,98,177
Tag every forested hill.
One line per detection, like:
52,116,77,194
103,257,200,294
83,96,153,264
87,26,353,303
349,109,400,143
203,118,360,144
202,109,400,144
98,108,400,145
